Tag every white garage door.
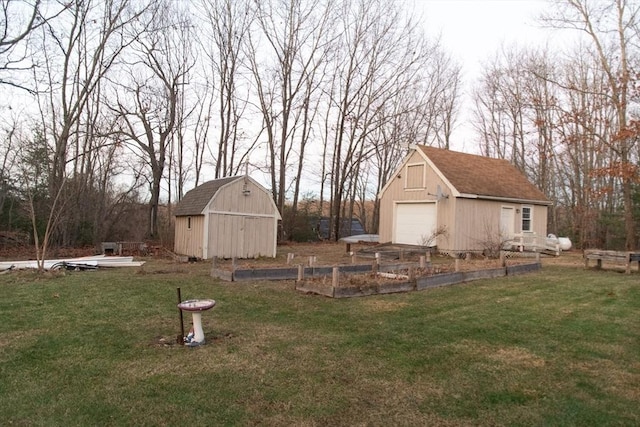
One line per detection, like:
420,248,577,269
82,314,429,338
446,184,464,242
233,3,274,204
394,203,437,246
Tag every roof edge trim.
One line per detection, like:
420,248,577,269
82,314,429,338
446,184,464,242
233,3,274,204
458,193,553,205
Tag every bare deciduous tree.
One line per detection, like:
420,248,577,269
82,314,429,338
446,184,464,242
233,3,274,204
0,0,68,92
198,0,255,180
472,46,530,171
25,0,148,246
324,0,456,240
111,1,195,238
542,0,640,249
247,0,336,238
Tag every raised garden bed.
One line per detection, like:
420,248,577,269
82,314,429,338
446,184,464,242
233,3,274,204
211,260,419,282
296,262,541,298
209,246,543,298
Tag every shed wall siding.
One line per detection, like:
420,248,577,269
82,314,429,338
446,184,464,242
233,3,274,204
174,215,205,258
436,197,456,249
452,199,502,251
244,216,277,257
208,214,276,258
210,179,275,215
532,205,548,236
451,199,548,251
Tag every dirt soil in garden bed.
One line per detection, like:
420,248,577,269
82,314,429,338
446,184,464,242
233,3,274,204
302,267,447,289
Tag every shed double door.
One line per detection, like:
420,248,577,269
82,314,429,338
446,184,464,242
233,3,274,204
209,214,274,258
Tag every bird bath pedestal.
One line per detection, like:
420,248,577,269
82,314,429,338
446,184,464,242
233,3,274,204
177,299,216,346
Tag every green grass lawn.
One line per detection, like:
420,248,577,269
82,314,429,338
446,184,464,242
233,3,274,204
0,261,638,426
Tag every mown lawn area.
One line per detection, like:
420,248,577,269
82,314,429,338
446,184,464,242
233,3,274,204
0,257,638,426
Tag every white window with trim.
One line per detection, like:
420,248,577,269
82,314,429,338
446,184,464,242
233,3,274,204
521,206,532,232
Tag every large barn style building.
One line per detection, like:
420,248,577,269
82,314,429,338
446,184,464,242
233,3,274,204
378,145,552,254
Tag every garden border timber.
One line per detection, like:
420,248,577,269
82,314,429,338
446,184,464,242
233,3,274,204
584,249,640,274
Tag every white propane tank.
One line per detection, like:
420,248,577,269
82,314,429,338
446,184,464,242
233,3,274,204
548,234,572,251
558,237,572,251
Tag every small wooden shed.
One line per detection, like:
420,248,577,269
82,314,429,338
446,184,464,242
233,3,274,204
378,145,552,254
174,175,281,259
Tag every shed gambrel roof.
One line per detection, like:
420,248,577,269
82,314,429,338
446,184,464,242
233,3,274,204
418,145,550,203
174,176,240,216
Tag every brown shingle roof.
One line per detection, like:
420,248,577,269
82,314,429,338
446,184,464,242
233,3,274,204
418,146,549,203
174,176,241,216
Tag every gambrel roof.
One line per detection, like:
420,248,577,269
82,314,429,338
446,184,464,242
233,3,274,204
174,176,240,216
418,145,550,203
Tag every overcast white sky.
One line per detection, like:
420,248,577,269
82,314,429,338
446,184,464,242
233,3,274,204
415,0,552,150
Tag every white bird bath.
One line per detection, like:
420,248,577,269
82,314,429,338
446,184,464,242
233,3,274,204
177,299,216,346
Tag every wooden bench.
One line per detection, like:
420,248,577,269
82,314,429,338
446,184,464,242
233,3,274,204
584,249,640,274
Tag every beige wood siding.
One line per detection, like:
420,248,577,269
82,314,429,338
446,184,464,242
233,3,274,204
450,199,548,251
174,215,205,258
210,179,276,215
244,216,276,257
208,214,276,258
530,205,548,236
452,199,503,251
436,196,456,250
208,214,241,258
406,163,425,188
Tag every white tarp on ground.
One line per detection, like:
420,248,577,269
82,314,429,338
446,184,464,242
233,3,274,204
339,234,380,243
0,255,145,270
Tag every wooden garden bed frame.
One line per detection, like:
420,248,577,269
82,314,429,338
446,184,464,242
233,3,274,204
210,248,542,298
584,249,640,274
294,262,541,298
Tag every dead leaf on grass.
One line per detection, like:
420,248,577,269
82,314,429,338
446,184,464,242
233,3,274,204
490,347,546,368
571,359,640,400
362,299,409,312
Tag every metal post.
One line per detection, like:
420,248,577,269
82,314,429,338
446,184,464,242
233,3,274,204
176,288,184,344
